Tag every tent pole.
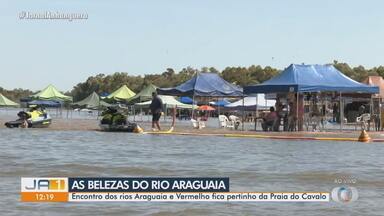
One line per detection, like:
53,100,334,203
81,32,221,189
381,97,383,131
97,106,99,120
296,92,299,131
97,96,100,120
340,92,343,131
192,93,195,120
217,97,220,126
133,105,135,122
255,95,258,131
242,95,245,131
380,98,382,131
370,95,373,131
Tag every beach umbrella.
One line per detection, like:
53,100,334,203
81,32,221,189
198,105,215,111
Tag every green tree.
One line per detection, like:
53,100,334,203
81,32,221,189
0,87,33,102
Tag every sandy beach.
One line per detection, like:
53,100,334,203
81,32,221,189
1,116,383,141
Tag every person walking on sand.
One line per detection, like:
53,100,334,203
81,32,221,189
150,92,163,131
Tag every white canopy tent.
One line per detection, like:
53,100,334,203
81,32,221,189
225,94,275,110
135,95,197,109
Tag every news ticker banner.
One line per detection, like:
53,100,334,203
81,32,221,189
20,177,333,202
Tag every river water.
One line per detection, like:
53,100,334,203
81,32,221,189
1,128,383,215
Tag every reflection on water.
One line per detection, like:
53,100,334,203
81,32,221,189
1,129,384,215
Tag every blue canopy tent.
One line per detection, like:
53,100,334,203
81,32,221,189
209,99,231,107
158,72,243,120
99,92,109,98
27,100,62,108
179,96,195,104
244,64,379,131
244,64,379,94
158,72,243,97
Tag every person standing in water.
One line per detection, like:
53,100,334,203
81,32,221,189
150,92,163,131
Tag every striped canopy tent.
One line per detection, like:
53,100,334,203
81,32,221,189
107,85,136,101
31,84,72,101
0,93,19,107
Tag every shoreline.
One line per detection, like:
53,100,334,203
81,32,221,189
1,117,383,142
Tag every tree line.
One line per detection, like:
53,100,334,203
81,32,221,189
0,87,33,103
69,65,280,101
1,61,384,102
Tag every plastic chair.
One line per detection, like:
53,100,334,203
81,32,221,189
356,113,371,130
219,115,228,128
229,115,241,130
191,119,205,129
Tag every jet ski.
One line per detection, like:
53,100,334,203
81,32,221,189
99,123,140,132
5,106,52,128
99,107,142,133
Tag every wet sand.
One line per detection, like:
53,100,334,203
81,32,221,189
1,117,383,140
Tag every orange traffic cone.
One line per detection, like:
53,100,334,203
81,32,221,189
133,125,144,133
358,129,371,142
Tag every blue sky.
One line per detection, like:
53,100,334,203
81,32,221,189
1,0,384,91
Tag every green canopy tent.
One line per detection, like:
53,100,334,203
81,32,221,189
127,84,157,121
107,85,136,101
32,84,72,101
72,92,111,109
128,84,157,103
31,84,72,118
0,93,19,107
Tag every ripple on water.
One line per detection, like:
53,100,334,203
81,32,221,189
1,129,384,215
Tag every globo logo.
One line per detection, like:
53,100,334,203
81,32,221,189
331,186,358,203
